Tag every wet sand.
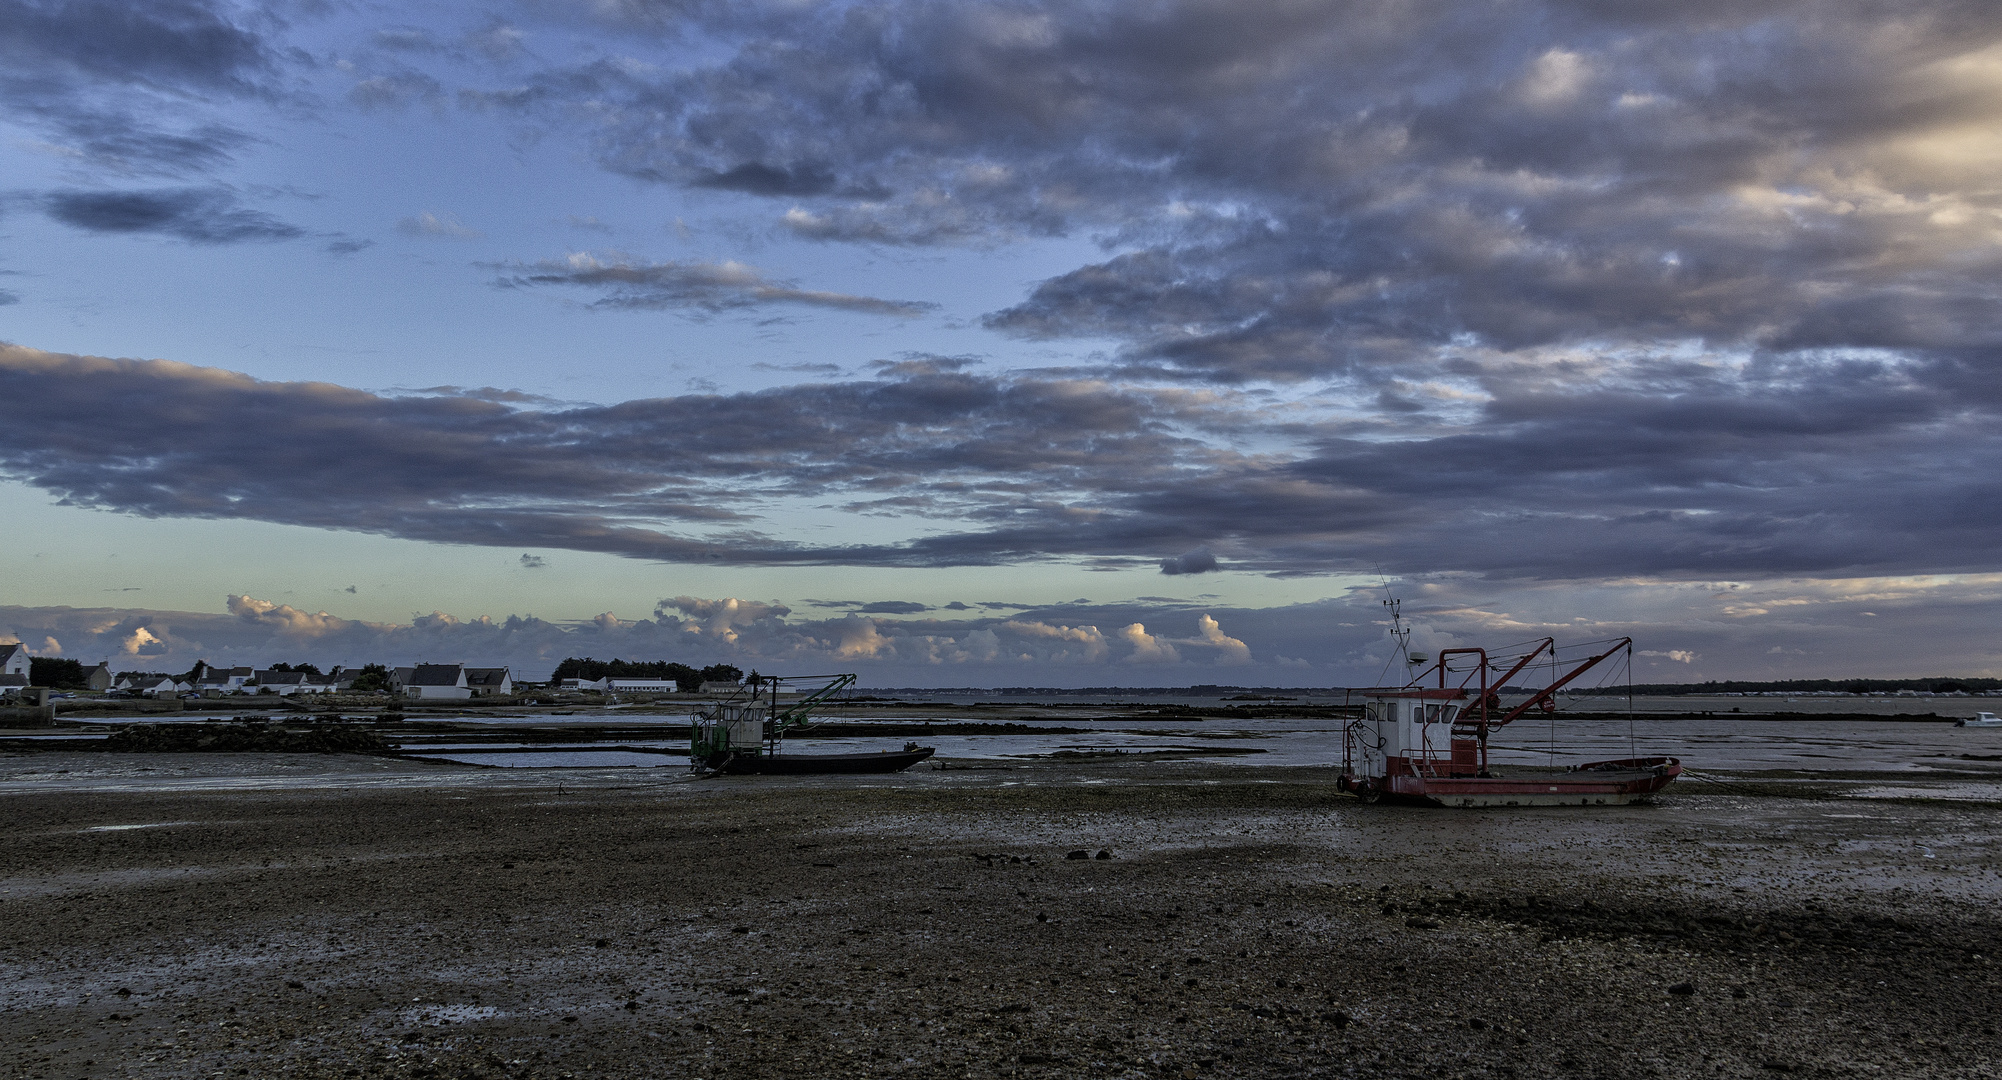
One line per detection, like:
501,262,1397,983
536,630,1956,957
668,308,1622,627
3,742,2001,1080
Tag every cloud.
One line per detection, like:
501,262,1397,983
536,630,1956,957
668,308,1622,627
352,71,447,110
41,188,303,243
488,253,936,317
857,601,929,614
694,162,838,197
0,0,279,177
5,576,1999,683
0,290,17,306
324,237,375,255
432,2,2002,386
1159,549,1218,576
1118,622,1180,664
1190,613,1251,664
5,342,2002,586
397,212,483,240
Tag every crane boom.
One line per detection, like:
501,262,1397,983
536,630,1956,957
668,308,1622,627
1484,638,1631,732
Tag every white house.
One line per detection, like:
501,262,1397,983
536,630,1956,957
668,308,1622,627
404,664,471,700
0,643,28,680
196,666,255,693
558,677,606,692
465,667,513,697
699,680,743,695
253,670,331,696
134,676,188,698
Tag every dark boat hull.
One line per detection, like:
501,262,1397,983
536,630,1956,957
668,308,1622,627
708,747,936,775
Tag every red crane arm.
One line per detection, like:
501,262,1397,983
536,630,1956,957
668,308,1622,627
1484,638,1631,732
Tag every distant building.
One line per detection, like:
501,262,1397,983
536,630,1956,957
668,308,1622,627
0,674,29,696
197,666,254,693
404,664,470,700
327,666,376,691
605,678,679,693
132,676,188,698
0,643,27,680
699,681,743,695
558,677,606,692
390,666,417,694
85,662,112,692
252,670,331,696
464,667,513,697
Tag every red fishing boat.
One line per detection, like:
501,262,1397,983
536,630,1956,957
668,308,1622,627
1336,601,1679,807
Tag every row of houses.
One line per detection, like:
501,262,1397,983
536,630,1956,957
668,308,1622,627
1,646,740,701
0,648,520,700
109,663,393,698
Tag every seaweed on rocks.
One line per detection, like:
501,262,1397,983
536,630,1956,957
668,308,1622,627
102,721,394,754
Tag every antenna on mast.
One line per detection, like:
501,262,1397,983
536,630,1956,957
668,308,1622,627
1378,573,1416,672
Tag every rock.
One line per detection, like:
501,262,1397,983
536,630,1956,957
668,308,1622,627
1066,850,1090,860
1095,849,1113,859
1668,982,1696,996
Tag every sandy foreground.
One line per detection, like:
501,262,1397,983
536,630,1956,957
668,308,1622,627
3,745,2000,1080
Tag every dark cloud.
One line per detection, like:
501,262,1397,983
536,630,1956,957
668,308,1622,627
324,237,374,255
435,1,2002,381
0,0,280,176
488,254,937,317
693,161,838,197
857,601,929,614
42,187,303,243
519,554,547,569
5,342,1997,583
1159,549,1218,576
0,290,17,306
0,343,1232,569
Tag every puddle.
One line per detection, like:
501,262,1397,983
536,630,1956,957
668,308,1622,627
398,1004,502,1025
83,821,196,832
404,751,686,769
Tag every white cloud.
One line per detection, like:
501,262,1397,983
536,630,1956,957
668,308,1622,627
397,212,483,240
1118,623,1180,664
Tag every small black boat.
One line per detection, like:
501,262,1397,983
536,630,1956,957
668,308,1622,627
706,746,936,775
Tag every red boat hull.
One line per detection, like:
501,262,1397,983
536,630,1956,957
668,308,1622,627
1344,756,1681,807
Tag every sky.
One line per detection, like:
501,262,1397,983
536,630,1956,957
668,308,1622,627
2,0,2000,684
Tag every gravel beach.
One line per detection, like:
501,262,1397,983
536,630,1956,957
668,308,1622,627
3,745,2000,1080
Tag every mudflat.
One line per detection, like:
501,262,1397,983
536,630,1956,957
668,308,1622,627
2,753,1998,1080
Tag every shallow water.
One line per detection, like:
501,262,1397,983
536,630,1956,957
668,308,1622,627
387,711,2002,778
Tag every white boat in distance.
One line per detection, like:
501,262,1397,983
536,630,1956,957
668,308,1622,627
1958,712,2002,728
